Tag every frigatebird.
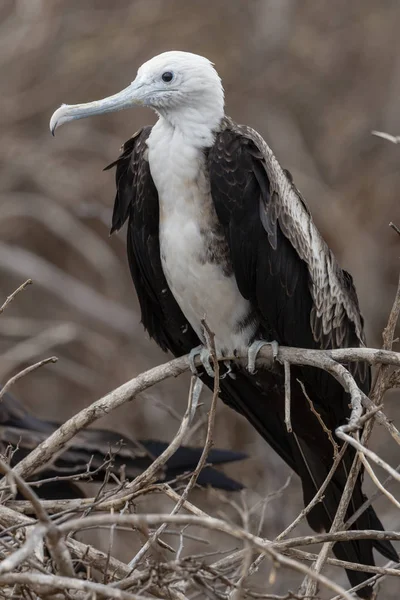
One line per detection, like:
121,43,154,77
0,386,246,498
50,51,397,596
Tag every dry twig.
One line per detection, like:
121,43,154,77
0,287,399,598
0,279,32,314
0,356,57,402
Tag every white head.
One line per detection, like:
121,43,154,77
50,51,225,140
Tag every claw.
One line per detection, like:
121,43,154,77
200,347,215,377
189,345,203,375
189,345,215,378
221,360,236,380
247,340,279,374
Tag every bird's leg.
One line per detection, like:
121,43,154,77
189,345,216,378
247,340,279,374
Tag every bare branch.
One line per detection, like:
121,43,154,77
0,572,151,600
8,343,400,485
0,279,32,314
0,356,57,402
276,444,348,541
283,360,292,432
0,458,74,577
336,427,400,484
298,378,339,457
358,453,400,510
371,130,400,144
389,221,400,236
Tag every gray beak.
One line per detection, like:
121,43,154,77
49,81,145,135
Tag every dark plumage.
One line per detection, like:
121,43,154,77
0,387,247,498
105,119,397,597
50,50,397,596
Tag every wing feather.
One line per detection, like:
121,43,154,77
208,117,369,387
106,127,199,356
239,121,366,350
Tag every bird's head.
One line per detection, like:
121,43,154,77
50,51,225,136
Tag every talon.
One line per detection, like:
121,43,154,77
189,345,215,378
200,347,215,378
221,360,236,380
270,340,279,360
189,345,204,375
247,340,279,374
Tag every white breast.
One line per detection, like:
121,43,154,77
147,120,257,355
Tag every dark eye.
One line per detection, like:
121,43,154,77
162,71,173,83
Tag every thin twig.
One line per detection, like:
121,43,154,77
0,458,74,577
329,561,400,600
0,572,150,600
336,428,400,483
358,453,400,510
345,464,400,529
389,221,400,236
0,279,32,314
382,273,400,351
0,356,57,402
371,130,400,144
276,444,348,541
298,379,339,457
283,360,292,432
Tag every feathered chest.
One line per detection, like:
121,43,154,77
145,125,256,352
147,126,231,275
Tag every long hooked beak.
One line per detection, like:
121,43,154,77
49,80,145,135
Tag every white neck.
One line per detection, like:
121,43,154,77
155,101,224,149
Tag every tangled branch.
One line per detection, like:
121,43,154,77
0,278,399,599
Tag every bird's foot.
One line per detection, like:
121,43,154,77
189,345,216,378
247,340,279,374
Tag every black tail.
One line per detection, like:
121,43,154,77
218,369,398,599
342,506,397,597
295,437,398,598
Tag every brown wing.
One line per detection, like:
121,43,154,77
208,116,369,387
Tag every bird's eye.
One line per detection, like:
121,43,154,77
162,71,174,83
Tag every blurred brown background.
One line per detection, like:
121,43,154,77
1,0,399,596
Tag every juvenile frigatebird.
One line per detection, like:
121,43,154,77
50,51,398,596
